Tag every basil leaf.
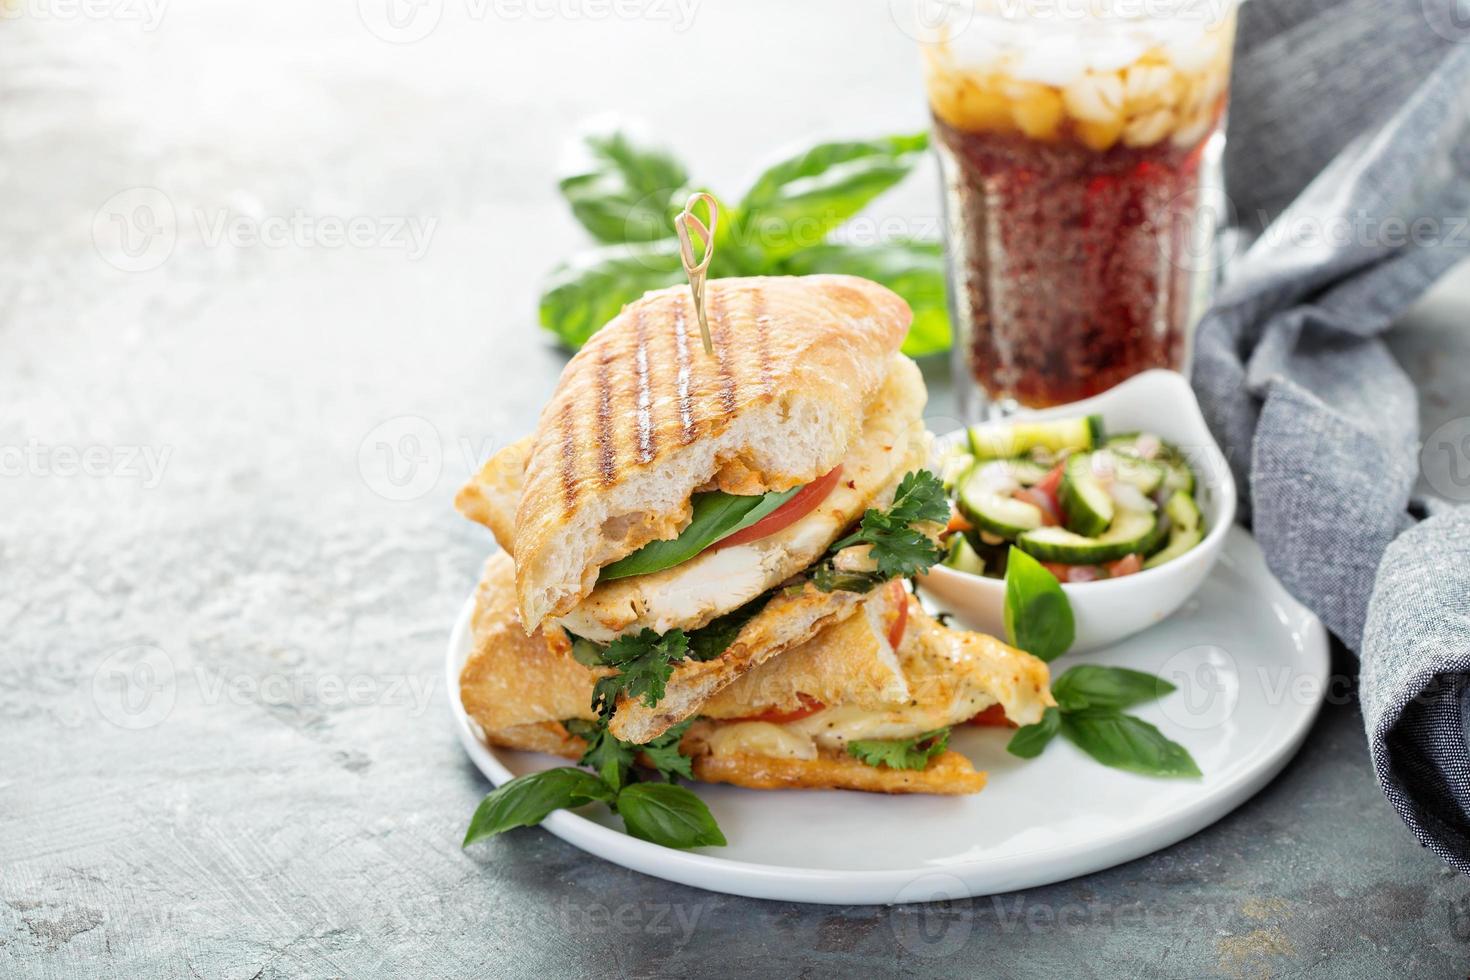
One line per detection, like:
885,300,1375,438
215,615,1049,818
579,724,637,792
686,593,772,661
847,728,950,771
733,133,929,261
1061,711,1202,779
1051,665,1177,713
780,241,950,357
1006,706,1061,759
1003,547,1075,662
538,240,686,350
616,783,727,849
462,768,614,846
600,485,801,581
559,126,691,243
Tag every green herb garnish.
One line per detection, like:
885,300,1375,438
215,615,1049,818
1002,546,1075,663
540,123,949,357
813,470,947,594
590,628,690,715
464,718,719,851
847,727,951,771
686,593,772,661
1005,666,1199,779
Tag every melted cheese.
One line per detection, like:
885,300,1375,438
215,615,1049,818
704,721,818,761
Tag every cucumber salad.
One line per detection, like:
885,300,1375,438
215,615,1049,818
938,415,1205,583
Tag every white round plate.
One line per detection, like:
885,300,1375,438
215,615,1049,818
448,526,1328,906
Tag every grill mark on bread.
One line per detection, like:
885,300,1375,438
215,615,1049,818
632,307,656,463
672,295,696,445
557,401,577,513
753,291,774,396
595,350,616,485
711,288,737,416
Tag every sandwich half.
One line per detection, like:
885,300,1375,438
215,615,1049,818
460,552,1055,795
458,275,946,743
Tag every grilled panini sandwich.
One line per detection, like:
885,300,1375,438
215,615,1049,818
458,275,944,744
460,552,1054,794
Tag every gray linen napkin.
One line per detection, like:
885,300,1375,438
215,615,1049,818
1194,0,1470,868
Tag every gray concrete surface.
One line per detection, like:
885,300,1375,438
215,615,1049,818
4,2,1468,977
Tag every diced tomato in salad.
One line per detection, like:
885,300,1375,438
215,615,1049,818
1040,554,1144,583
1013,487,1061,526
1105,554,1144,578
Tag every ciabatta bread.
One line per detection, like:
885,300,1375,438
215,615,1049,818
457,555,1055,795
512,275,910,632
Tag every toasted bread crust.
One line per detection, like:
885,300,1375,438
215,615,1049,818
604,583,872,745
514,275,911,631
458,553,606,732
688,748,986,795
455,437,533,556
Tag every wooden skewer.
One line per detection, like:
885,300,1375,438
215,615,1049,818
674,192,719,356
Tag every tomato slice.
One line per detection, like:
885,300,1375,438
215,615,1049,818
735,693,825,724
710,465,844,551
966,703,1014,727
1013,487,1060,526
886,579,908,649
1035,462,1064,499
1105,554,1143,578
946,507,974,534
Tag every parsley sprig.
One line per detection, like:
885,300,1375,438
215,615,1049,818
815,470,948,593
847,727,951,771
591,628,689,716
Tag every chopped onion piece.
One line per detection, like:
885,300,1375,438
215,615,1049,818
1108,480,1157,513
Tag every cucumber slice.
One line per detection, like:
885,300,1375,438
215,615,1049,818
971,458,1051,487
1059,453,1114,536
1017,510,1159,564
1107,433,1195,495
938,448,975,491
1163,490,1202,534
968,414,1103,460
943,534,987,575
1142,492,1204,568
1143,528,1204,569
1162,461,1196,495
957,472,1045,538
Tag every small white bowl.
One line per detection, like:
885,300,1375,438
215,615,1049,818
918,369,1237,652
